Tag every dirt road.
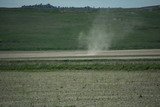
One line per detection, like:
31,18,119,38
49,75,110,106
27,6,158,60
0,50,160,107
0,49,160,60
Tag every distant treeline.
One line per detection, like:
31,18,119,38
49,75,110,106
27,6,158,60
21,3,160,11
22,3,62,9
21,3,98,12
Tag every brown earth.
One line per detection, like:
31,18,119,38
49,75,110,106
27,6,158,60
0,71,160,107
0,49,160,107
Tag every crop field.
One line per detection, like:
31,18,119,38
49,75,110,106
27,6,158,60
0,8,160,50
0,51,160,107
0,7,160,107
0,70,160,107
0,52,160,106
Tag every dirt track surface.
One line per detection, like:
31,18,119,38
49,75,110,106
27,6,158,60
0,49,160,60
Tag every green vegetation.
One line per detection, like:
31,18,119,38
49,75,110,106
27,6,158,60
0,7,160,107
0,8,95,50
0,8,160,50
1,59,160,71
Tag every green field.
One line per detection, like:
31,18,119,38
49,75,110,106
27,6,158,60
0,8,160,50
0,7,160,107
1,59,160,71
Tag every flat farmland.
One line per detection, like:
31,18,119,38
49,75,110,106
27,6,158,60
0,8,160,51
0,50,160,107
0,7,160,107
0,71,160,107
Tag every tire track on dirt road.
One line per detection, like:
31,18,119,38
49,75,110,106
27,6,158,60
0,49,160,60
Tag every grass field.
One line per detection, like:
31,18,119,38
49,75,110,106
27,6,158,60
1,58,160,71
0,7,160,107
0,8,160,50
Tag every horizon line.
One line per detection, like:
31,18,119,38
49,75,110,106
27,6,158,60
0,4,160,9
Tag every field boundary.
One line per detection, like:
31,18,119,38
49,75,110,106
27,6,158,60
0,49,160,60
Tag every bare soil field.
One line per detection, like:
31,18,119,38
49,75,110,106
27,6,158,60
0,49,160,107
0,71,160,107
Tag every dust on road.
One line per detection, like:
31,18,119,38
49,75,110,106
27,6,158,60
0,49,160,60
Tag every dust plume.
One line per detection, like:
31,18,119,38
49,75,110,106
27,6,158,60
79,9,142,54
